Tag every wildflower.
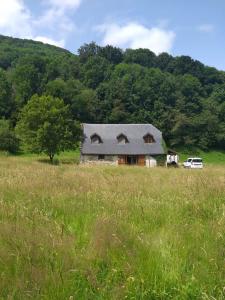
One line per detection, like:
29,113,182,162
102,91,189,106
127,276,135,282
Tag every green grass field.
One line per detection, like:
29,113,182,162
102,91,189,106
179,150,225,165
0,153,224,299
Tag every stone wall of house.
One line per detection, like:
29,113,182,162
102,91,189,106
80,154,162,167
80,154,118,165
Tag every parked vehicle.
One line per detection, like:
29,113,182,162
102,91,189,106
183,157,203,169
166,149,179,167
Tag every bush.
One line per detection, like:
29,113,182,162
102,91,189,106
0,119,19,153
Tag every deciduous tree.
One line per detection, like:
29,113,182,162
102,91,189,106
16,95,80,162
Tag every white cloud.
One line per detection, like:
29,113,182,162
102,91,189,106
0,0,82,48
36,0,81,33
97,22,176,54
0,0,32,38
48,0,81,10
198,24,214,33
34,36,65,47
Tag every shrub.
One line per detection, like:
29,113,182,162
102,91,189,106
0,119,19,153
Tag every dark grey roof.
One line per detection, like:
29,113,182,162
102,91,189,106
81,124,165,155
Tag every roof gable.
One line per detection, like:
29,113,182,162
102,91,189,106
81,124,164,155
117,133,129,144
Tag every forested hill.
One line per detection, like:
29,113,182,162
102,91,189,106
0,35,225,151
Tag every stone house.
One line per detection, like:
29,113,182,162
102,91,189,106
80,124,165,167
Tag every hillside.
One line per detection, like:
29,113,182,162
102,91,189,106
0,35,73,69
0,35,225,151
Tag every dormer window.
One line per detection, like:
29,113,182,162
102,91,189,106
117,134,129,144
143,133,155,143
91,134,102,144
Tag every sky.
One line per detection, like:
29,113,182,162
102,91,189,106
0,0,225,70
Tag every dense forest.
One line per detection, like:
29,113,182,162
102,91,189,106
0,34,225,153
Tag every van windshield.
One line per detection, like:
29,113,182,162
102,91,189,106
192,159,202,163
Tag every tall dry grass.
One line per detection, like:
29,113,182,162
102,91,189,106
0,156,224,299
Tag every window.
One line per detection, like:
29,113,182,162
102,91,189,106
126,155,138,165
143,133,155,143
91,134,102,144
192,159,202,163
98,155,105,160
117,134,129,144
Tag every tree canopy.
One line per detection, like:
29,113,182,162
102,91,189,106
0,35,224,152
16,95,80,161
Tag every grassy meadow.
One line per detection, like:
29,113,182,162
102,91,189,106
0,153,224,299
178,150,225,165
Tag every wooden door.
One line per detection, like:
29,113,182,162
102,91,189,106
138,155,146,166
118,155,126,165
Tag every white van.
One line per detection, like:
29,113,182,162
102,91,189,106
183,157,203,169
